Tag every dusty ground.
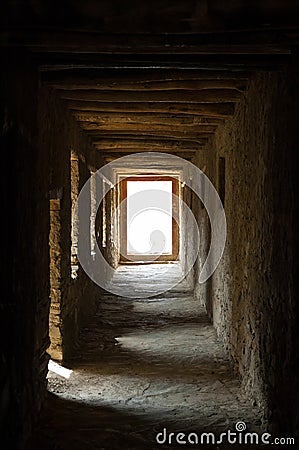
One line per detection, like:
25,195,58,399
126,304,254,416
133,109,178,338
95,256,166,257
28,265,264,449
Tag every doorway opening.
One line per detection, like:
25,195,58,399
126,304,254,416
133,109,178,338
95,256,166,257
119,176,179,263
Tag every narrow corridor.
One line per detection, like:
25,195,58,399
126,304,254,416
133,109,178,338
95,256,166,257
2,3,299,448
29,265,261,450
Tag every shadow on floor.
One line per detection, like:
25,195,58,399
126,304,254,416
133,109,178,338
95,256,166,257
29,268,264,449
27,392,263,450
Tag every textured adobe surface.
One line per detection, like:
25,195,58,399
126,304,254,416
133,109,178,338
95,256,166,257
194,70,297,432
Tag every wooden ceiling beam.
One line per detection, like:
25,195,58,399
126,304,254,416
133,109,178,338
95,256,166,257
46,78,248,91
103,151,196,162
39,61,285,72
78,121,217,134
35,52,291,71
42,68,252,82
72,111,224,126
58,88,242,103
87,132,210,143
96,146,200,153
3,31,293,55
66,101,235,117
93,139,202,151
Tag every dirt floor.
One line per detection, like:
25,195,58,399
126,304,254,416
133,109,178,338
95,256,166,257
28,265,263,449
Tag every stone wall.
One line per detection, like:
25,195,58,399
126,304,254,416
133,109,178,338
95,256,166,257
1,50,104,447
194,68,297,433
1,49,49,449
180,182,197,289
39,86,100,361
102,186,120,270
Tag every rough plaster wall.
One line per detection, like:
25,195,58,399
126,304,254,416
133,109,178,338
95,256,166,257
103,187,119,270
1,50,49,448
180,184,197,289
195,70,296,432
39,87,99,361
49,200,63,361
193,159,214,316
70,155,80,268
91,162,119,286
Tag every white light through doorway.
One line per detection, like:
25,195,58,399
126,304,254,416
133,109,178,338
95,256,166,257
127,181,172,255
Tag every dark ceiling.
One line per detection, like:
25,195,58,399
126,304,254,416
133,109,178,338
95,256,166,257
2,0,299,163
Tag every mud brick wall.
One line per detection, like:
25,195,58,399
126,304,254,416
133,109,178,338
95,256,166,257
1,50,49,449
39,87,101,361
194,69,297,433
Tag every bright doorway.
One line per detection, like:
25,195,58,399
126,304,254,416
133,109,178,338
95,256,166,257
120,176,179,262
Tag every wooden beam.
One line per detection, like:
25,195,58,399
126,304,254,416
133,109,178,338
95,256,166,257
42,68,252,82
66,101,235,117
72,111,224,125
87,131,210,143
36,52,291,72
94,137,200,144
103,151,196,162
78,121,217,134
93,139,202,152
97,146,199,154
59,89,241,103
46,78,248,91
3,31,293,55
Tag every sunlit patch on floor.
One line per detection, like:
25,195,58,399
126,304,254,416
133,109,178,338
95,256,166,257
48,359,73,379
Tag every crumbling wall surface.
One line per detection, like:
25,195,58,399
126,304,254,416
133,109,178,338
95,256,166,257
39,87,99,361
192,163,213,314
180,182,199,290
195,70,296,432
102,186,119,270
1,50,49,449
